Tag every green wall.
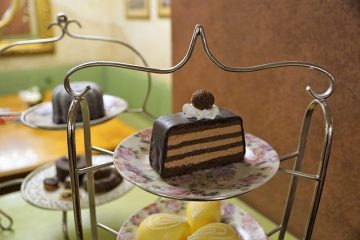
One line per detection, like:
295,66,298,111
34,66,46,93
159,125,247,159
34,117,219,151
103,67,171,117
0,65,108,96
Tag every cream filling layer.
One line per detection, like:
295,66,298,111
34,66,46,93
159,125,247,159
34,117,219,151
164,146,244,169
167,136,243,157
168,124,242,146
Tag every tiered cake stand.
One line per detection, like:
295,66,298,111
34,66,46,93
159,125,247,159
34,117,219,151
112,130,278,240
60,25,334,240
18,97,130,240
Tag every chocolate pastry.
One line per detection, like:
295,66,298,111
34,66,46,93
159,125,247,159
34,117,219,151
52,82,105,124
150,90,246,178
191,89,215,110
55,156,86,182
43,177,59,192
83,168,123,194
94,167,113,180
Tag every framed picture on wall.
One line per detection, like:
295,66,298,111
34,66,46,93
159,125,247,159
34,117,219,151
125,0,150,19
0,0,54,55
158,0,171,18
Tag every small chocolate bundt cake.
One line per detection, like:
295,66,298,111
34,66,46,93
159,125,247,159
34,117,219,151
52,82,105,124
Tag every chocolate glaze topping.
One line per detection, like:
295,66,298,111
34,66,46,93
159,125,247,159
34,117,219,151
149,108,245,178
52,82,105,124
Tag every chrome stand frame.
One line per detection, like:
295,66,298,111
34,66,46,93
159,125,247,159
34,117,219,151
63,25,334,240
270,99,333,239
0,13,335,239
62,211,69,240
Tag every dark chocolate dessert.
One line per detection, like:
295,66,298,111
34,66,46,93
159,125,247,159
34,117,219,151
83,168,123,194
55,156,86,182
52,82,105,124
43,177,59,192
149,89,246,178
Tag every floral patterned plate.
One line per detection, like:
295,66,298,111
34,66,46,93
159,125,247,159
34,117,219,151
117,199,267,240
20,95,127,130
114,129,279,201
21,155,133,211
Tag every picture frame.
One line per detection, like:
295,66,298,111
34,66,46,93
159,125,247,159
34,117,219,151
0,0,54,56
125,0,150,19
158,0,171,18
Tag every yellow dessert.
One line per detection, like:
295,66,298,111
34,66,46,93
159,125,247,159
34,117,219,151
137,213,191,240
187,223,241,240
186,201,221,233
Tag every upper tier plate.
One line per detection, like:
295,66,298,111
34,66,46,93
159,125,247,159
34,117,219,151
20,95,128,130
117,199,267,240
21,155,134,211
113,128,279,201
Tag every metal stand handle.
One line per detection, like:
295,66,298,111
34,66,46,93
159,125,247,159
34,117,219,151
62,211,69,240
63,24,334,101
63,24,335,240
268,99,333,239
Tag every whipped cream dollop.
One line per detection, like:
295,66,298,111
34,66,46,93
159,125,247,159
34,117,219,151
18,86,42,105
182,103,219,120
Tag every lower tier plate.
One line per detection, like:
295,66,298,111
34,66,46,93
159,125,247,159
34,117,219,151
117,199,267,240
21,155,134,211
113,128,279,201
20,94,128,130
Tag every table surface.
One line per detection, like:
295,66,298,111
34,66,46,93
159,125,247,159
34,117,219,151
0,93,135,178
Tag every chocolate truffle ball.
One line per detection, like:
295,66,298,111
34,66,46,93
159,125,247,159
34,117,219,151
191,89,215,110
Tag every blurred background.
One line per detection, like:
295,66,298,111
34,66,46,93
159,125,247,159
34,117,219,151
0,1,359,240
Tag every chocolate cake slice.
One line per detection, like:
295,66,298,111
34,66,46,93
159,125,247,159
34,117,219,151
149,90,245,178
